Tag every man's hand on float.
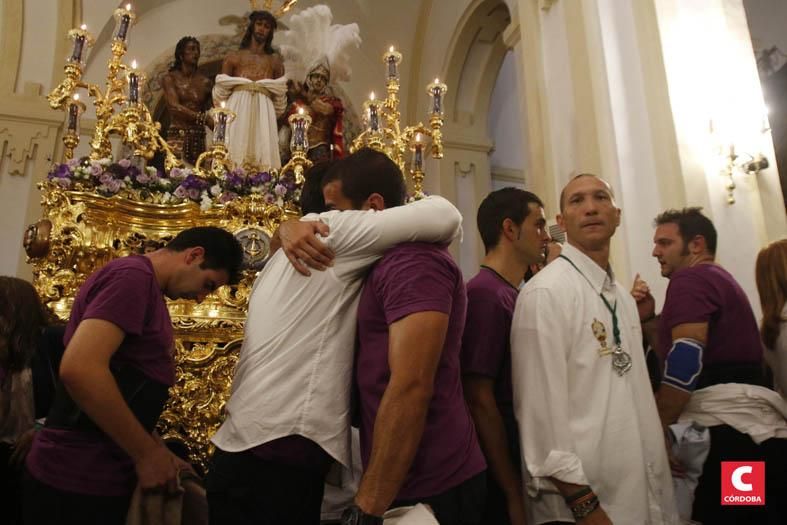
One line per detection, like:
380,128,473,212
134,441,180,494
279,219,335,276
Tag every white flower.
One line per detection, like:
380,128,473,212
124,176,131,183
98,158,111,166
158,179,171,188
210,184,221,197
200,194,213,211
161,191,172,203
146,166,158,175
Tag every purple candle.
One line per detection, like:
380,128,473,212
117,14,131,41
70,35,85,63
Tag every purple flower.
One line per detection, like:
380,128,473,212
89,163,103,177
219,191,238,204
118,158,132,169
136,171,151,184
99,172,114,185
170,167,185,180
274,183,287,196
107,179,123,193
187,188,200,200
51,164,71,179
174,185,187,199
224,172,244,190
67,158,80,169
264,193,275,204
55,177,72,189
182,174,207,191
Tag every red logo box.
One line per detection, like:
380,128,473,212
721,461,765,506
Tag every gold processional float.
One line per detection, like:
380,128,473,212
22,1,447,470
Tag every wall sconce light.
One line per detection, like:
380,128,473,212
719,144,769,205
711,118,770,205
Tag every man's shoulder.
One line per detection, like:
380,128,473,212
374,242,458,278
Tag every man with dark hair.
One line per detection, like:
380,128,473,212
344,179,486,524
161,36,213,165
214,10,287,169
511,174,677,524
24,226,242,525
461,188,549,525
651,207,787,524
207,149,462,525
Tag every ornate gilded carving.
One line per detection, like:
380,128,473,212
26,183,299,469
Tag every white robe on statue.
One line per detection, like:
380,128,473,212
213,74,288,169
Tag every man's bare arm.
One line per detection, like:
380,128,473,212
59,319,179,492
656,321,708,426
463,375,527,525
549,479,612,525
354,311,448,516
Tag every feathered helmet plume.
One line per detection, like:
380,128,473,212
277,5,362,86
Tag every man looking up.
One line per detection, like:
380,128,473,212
344,180,486,525
207,149,463,525
511,174,677,524
652,207,786,524
461,188,550,525
214,10,287,169
24,227,243,525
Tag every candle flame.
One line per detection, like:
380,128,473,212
434,78,439,84
370,91,376,101
220,101,226,109
131,59,137,70
298,107,304,115
415,133,422,143
389,46,395,53
80,24,87,30
126,3,132,11
73,93,80,101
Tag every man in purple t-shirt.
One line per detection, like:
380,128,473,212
652,207,786,524
461,188,550,525
340,214,486,522
23,226,243,525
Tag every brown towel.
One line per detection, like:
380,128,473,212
126,472,207,525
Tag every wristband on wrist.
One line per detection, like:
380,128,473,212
564,486,593,506
570,494,600,520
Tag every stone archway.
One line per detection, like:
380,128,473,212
439,0,512,276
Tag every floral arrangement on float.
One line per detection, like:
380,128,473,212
47,157,302,211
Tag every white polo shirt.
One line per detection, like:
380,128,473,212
212,196,462,469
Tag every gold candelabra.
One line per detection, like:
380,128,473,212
351,46,447,198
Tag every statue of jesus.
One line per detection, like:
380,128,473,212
213,10,288,170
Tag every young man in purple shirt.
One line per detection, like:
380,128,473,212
651,208,787,524
340,200,487,524
23,226,243,525
461,188,550,525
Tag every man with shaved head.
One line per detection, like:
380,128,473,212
511,174,678,524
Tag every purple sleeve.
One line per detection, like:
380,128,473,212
82,269,152,336
375,250,458,325
461,293,508,378
661,271,718,331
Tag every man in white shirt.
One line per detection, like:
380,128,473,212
511,174,678,525
206,148,463,525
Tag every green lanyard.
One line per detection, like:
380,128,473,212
559,254,621,348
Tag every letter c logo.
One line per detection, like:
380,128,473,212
732,466,753,492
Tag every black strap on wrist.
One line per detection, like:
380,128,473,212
340,505,383,525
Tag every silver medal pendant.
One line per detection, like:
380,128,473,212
611,345,632,376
